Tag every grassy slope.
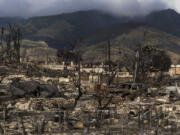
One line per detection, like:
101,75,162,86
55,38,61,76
21,39,49,48
20,39,57,59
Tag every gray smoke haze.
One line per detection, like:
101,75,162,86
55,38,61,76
0,0,179,17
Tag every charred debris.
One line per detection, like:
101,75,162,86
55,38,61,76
0,27,179,135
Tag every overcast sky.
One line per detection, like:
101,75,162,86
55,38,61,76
0,0,179,17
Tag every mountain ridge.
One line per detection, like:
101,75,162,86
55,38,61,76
0,9,179,63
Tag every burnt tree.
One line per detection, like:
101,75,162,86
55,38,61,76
9,25,21,63
0,24,22,63
56,50,78,64
134,45,171,84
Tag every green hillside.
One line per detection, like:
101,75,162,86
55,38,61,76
5,9,178,64
16,9,180,51
0,17,24,27
20,10,125,49
145,9,180,37
82,24,180,64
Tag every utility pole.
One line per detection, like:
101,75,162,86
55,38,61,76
134,47,140,83
117,47,121,83
105,45,107,63
118,47,121,72
108,41,111,63
104,44,108,74
17,28,21,63
1,27,4,49
77,38,82,96
143,30,146,43
108,40,111,72
134,30,147,83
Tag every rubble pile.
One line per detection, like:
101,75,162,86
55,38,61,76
0,65,180,134
10,79,59,98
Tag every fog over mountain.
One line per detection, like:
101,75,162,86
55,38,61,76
0,0,179,17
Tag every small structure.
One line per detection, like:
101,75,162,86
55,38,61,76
169,65,180,76
59,77,70,83
116,72,133,78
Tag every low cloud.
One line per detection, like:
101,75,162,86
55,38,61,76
0,0,178,17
